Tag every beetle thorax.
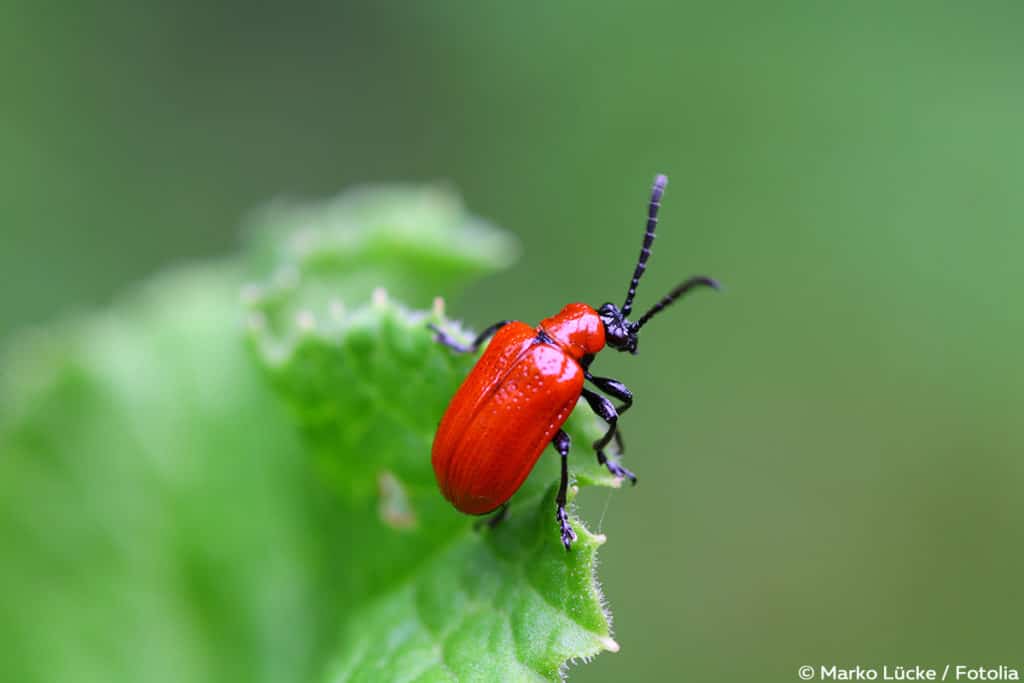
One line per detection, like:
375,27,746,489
538,303,606,360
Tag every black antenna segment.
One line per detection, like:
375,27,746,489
636,276,720,330
621,173,667,318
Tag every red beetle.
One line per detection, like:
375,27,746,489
429,174,719,549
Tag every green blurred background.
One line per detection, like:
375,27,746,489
3,2,1023,681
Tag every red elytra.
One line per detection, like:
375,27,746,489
432,303,604,515
429,175,719,550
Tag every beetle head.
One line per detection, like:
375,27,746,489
598,302,640,354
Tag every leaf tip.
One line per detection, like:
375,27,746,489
240,282,263,304
600,636,621,653
247,311,267,333
295,309,317,332
328,298,345,320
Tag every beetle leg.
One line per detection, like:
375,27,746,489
613,428,626,456
585,372,633,415
428,320,510,354
474,502,509,531
552,429,577,551
584,374,631,457
581,388,637,484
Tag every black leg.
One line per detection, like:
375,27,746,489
582,388,637,484
588,373,631,463
613,427,625,455
585,371,633,459
474,502,509,531
429,320,510,354
552,429,577,551
585,372,633,415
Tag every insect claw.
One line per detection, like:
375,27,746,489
556,506,577,551
604,459,637,485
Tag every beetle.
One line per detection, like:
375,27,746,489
429,174,719,549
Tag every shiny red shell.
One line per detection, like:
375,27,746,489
432,303,606,514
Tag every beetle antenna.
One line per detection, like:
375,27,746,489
634,276,720,330
621,174,667,317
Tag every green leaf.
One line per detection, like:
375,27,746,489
245,185,622,681
241,183,519,319
0,266,316,683
0,183,620,683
